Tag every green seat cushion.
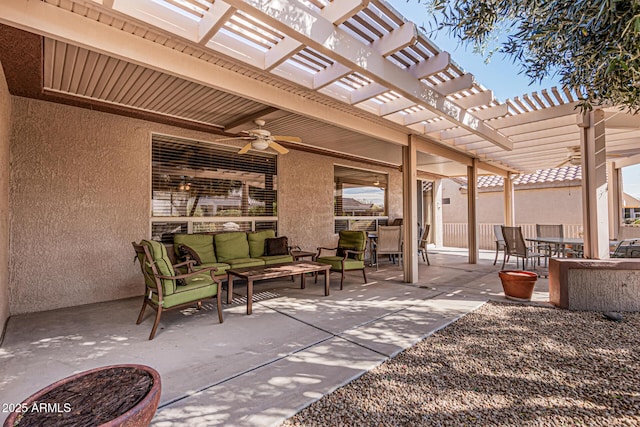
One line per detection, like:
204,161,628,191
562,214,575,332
141,240,176,295
337,231,367,261
316,256,364,271
226,258,265,268
248,230,276,257
152,272,219,308
259,254,293,265
215,232,250,262
174,234,216,264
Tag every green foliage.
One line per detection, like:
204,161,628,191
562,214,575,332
423,0,640,111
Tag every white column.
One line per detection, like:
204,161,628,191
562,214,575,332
503,173,515,226
607,163,621,240
433,179,443,247
403,136,419,283
579,109,609,259
467,159,479,264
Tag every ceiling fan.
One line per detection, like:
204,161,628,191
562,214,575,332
555,146,623,168
217,119,301,154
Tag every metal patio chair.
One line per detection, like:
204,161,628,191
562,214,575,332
501,226,548,271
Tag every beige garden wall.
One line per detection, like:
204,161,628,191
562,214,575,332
0,63,10,331
9,96,404,315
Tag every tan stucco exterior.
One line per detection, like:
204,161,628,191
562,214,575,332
0,63,10,331
8,96,403,315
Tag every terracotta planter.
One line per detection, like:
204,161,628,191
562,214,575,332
499,270,538,301
3,364,161,427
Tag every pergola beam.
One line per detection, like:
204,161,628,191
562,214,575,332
371,23,417,56
222,0,513,150
321,0,370,25
198,2,236,43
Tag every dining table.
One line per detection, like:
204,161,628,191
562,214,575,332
526,236,584,258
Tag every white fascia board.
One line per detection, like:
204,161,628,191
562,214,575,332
0,0,408,145
432,73,474,96
350,82,388,104
452,90,493,109
378,97,416,116
371,23,417,56
321,0,370,25
408,51,450,79
113,0,198,41
223,0,513,150
265,37,304,70
312,63,351,89
198,1,236,43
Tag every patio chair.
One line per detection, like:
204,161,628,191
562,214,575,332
132,240,223,340
418,224,430,265
493,224,507,266
315,230,367,289
501,226,548,271
611,238,640,258
535,224,564,258
374,225,403,270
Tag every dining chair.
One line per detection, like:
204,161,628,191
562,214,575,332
492,224,507,266
535,224,564,257
501,226,548,270
375,225,403,270
418,224,430,265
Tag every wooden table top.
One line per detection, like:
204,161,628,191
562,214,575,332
227,261,329,280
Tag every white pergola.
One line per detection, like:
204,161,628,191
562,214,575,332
1,0,639,279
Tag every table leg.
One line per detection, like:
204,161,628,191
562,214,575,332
247,279,253,315
227,274,234,304
324,267,330,296
300,273,306,289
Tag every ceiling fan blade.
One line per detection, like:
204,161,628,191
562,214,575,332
272,135,302,143
269,141,289,154
238,142,253,154
216,136,253,142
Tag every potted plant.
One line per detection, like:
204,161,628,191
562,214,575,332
3,364,161,427
499,270,538,301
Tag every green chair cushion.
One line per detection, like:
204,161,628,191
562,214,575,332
141,240,176,295
247,230,276,257
259,254,294,265
315,256,364,271
152,273,218,308
337,231,367,261
174,234,217,264
215,232,250,262
226,258,265,268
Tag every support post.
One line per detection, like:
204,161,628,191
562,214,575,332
403,136,419,283
467,159,479,264
503,173,515,226
433,179,443,247
607,163,621,240
579,109,609,259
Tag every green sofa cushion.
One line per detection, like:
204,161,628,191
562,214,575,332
315,255,364,271
141,240,176,295
215,232,250,262
259,255,294,265
174,234,216,264
247,230,276,257
226,258,265,268
152,272,218,308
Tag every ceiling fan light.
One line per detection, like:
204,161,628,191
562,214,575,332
252,140,270,150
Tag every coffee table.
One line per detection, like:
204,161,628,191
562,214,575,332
227,261,331,314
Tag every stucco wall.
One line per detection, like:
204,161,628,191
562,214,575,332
278,151,402,251
0,63,10,331
9,97,404,314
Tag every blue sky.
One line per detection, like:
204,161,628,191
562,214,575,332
387,0,640,198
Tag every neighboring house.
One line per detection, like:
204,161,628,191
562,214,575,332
441,166,584,248
623,192,640,222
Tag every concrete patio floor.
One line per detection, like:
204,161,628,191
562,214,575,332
0,248,550,426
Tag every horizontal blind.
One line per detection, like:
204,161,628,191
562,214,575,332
151,135,277,220
334,165,386,217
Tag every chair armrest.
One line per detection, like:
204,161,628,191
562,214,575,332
316,246,338,258
342,249,365,261
156,265,220,282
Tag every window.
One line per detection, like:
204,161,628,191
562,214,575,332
334,165,388,232
151,135,277,241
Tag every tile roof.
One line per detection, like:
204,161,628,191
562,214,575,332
452,166,582,189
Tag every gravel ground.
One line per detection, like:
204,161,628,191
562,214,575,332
281,302,640,427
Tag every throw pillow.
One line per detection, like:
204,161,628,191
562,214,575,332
336,246,359,259
265,236,289,256
178,244,202,265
